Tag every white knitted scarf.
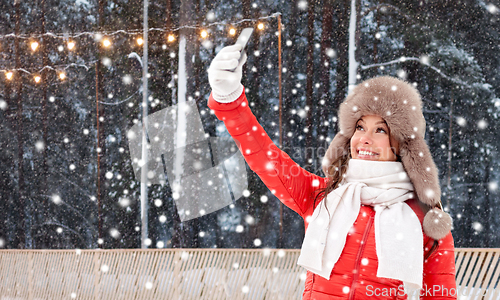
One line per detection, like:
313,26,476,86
297,159,423,291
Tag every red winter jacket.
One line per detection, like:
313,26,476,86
208,91,457,299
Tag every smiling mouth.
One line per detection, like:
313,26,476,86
357,150,378,156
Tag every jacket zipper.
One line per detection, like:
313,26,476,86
348,209,375,300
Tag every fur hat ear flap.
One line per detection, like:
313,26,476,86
322,133,350,177
399,138,440,207
400,138,453,240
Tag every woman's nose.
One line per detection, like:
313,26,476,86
359,134,372,144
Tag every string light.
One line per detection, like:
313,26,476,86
31,41,39,51
1,61,95,78
102,38,111,48
0,13,470,93
0,13,281,40
0,13,283,82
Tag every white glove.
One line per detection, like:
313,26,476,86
208,44,247,103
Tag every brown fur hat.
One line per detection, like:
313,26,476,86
322,76,452,240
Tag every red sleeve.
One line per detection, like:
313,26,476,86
207,91,328,217
420,232,457,299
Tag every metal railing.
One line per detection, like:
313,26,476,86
0,248,498,299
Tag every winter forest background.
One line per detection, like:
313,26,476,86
0,0,499,250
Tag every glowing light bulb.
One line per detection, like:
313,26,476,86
59,72,66,80
34,75,41,83
229,28,236,36
257,23,265,30
167,34,175,42
31,41,39,51
5,72,13,80
102,38,111,48
67,41,75,50
200,30,208,39
137,37,144,46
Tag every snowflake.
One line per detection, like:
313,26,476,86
52,195,62,205
397,70,407,79
477,120,488,130
456,117,466,126
300,273,307,281
472,222,483,232
109,229,120,239
245,215,255,225
35,141,45,151
100,264,109,273
488,182,498,192
326,48,336,58
277,250,285,258
119,198,130,207
297,1,307,10
487,3,498,14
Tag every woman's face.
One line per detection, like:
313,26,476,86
350,115,399,162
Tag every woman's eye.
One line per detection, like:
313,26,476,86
356,125,364,131
377,128,387,133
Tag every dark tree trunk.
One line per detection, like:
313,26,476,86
165,0,173,30
318,0,335,169
14,0,26,249
96,0,107,248
36,0,50,249
304,0,315,172
283,0,299,151
242,0,251,22
332,0,349,131
373,9,379,64
484,159,491,248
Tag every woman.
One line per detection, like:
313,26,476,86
207,45,456,299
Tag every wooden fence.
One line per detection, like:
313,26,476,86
0,248,498,299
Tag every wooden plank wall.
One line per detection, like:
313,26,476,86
0,248,498,299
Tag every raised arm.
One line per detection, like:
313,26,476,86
208,92,326,217
207,45,327,218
